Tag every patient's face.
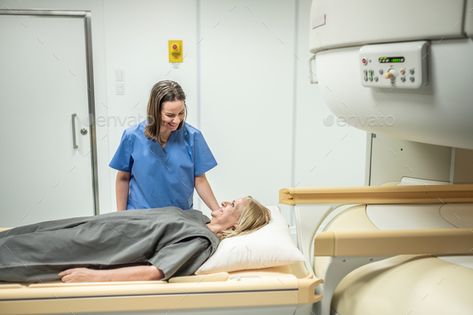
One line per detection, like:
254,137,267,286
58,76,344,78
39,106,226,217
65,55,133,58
215,198,248,226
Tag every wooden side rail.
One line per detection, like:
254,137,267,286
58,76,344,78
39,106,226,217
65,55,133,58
0,276,323,314
315,228,473,256
279,184,473,205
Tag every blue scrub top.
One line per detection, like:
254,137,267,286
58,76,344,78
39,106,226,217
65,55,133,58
109,121,217,210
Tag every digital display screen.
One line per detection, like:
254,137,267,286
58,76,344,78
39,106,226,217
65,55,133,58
379,56,405,63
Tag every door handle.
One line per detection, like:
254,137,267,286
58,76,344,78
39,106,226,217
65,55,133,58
71,113,79,149
309,54,318,84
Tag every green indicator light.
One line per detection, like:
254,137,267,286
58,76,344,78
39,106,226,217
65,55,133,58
379,56,405,63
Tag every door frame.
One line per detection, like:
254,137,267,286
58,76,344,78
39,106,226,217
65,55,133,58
0,9,100,214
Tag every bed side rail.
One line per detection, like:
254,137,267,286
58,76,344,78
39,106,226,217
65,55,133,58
279,184,473,205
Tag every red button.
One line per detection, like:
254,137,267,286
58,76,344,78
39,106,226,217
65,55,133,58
361,58,368,65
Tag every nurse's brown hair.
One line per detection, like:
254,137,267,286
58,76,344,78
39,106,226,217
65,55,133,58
145,80,187,141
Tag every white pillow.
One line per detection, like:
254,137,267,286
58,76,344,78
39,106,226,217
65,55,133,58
196,206,305,274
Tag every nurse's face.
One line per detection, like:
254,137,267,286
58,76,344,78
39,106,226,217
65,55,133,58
161,100,185,133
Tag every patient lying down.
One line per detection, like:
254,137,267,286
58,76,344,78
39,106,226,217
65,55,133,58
0,197,270,283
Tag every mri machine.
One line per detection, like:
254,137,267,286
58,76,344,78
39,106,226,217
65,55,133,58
288,0,473,314
1,0,473,314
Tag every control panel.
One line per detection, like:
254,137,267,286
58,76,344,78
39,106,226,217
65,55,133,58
359,41,428,89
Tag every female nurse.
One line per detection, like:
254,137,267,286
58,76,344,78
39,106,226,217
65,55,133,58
109,80,221,214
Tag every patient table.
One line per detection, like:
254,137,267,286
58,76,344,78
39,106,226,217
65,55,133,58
0,237,321,315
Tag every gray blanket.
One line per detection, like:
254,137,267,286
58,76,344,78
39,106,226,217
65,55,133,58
0,207,220,282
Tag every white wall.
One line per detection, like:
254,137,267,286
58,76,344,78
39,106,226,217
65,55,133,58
199,0,296,207
0,0,367,218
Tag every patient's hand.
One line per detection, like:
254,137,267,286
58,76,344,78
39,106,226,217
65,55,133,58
59,268,101,282
59,265,163,282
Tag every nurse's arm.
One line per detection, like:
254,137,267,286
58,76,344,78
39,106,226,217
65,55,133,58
195,174,220,212
59,265,163,282
116,171,131,211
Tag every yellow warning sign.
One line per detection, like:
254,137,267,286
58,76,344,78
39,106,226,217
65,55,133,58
168,40,183,63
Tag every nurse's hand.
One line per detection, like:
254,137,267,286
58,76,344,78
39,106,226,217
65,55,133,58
211,206,224,218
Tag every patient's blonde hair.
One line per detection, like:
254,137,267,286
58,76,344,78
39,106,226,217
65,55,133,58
219,196,271,240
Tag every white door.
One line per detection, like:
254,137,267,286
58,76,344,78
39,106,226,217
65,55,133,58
0,13,96,227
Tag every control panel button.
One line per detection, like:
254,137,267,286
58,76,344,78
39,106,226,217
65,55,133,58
410,77,415,82
383,69,396,79
368,70,374,81
409,68,415,75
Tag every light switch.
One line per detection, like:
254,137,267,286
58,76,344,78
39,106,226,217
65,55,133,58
115,82,125,95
